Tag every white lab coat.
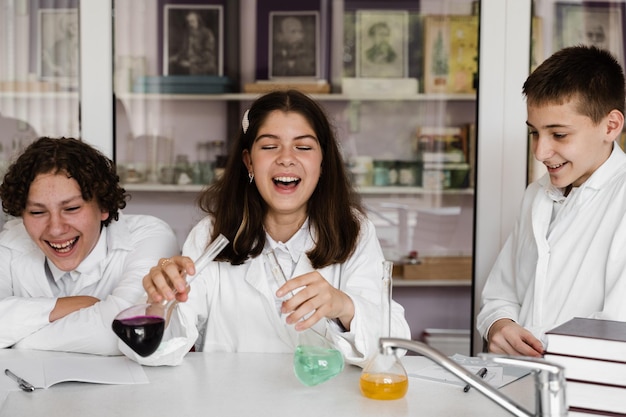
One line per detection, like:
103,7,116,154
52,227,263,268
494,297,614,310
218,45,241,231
477,143,626,347
124,215,411,367
0,213,179,354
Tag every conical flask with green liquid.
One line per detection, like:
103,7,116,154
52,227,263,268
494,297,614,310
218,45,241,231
265,250,344,386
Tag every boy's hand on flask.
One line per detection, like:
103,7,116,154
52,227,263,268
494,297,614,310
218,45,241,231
487,319,544,357
143,256,197,303
276,271,355,331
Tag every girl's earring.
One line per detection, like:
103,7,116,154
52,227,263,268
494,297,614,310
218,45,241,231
248,172,254,184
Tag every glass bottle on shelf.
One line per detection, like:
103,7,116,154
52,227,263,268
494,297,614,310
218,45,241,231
174,154,192,185
359,260,408,400
211,140,226,182
195,141,214,184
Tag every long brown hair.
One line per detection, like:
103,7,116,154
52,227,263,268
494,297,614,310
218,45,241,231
198,90,364,268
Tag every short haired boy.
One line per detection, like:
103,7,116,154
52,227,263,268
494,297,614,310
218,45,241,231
477,45,626,356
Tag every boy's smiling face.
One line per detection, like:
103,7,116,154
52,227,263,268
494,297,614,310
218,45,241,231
527,99,622,189
22,171,109,272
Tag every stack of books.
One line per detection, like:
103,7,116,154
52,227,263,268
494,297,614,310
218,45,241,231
544,317,626,416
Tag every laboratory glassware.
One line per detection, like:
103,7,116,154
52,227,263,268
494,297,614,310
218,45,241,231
112,234,229,357
265,250,344,386
359,260,408,400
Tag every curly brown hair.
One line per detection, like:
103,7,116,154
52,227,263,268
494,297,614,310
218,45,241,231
0,137,128,226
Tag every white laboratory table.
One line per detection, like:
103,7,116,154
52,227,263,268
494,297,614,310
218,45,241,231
0,350,534,417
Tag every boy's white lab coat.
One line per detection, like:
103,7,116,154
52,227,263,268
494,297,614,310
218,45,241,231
477,143,626,346
0,214,179,354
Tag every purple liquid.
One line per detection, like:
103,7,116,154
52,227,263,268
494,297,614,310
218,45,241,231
111,316,165,357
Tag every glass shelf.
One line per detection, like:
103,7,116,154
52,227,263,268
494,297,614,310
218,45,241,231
122,182,475,195
0,92,79,99
359,186,474,195
392,279,471,287
122,183,207,193
116,92,476,102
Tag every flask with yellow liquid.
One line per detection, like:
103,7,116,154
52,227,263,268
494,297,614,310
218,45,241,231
359,260,408,400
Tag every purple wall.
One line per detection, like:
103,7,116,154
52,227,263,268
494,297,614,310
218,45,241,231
393,285,472,343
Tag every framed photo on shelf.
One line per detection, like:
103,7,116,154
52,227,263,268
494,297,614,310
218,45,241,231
163,4,223,76
252,0,331,84
269,11,320,79
343,10,357,78
37,8,79,88
356,10,408,78
554,2,625,67
423,15,478,94
343,4,422,88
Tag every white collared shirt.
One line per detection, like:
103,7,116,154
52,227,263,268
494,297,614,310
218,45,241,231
265,219,309,313
46,227,108,296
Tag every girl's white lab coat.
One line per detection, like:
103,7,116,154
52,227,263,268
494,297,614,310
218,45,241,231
477,143,626,346
124,215,411,367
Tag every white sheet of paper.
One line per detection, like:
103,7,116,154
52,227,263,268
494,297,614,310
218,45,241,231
0,355,148,391
406,354,530,389
409,364,504,387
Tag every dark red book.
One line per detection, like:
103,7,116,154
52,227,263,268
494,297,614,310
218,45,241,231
545,318,626,362
569,406,626,416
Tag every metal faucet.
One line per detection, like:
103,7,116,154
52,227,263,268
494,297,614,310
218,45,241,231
379,338,567,417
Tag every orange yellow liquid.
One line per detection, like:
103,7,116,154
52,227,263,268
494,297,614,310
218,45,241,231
359,372,408,400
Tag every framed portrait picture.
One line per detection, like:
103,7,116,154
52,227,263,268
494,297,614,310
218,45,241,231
356,10,408,78
555,2,625,67
163,4,223,76
37,8,79,87
269,11,320,79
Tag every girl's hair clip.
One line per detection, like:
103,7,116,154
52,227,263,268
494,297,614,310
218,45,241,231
242,109,250,134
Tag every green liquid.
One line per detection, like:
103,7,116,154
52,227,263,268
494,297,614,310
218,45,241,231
293,345,345,386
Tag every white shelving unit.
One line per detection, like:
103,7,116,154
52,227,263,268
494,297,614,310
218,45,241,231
76,0,534,350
